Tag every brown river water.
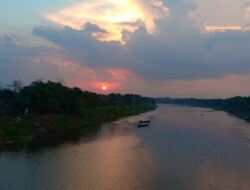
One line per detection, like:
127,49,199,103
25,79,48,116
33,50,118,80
1,104,250,190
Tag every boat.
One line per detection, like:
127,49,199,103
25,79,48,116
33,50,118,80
138,120,150,128
138,123,149,128
139,120,150,124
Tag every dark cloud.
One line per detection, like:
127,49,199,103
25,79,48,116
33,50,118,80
84,22,107,33
2,0,250,87
126,25,250,79
33,26,134,69
0,34,63,85
32,22,250,81
0,35,18,46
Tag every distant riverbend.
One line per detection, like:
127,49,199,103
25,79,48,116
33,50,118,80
156,97,250,122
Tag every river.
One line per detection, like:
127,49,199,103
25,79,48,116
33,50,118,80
1,105,250,190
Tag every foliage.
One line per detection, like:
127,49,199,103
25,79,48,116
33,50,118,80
0,80,155,147
156,97,250,120
0,80,155,116
0,118,38,142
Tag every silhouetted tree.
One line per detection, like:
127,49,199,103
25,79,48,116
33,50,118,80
8,80,23,93
0,80,155,116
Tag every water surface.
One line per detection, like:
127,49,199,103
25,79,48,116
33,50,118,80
1,105,250,190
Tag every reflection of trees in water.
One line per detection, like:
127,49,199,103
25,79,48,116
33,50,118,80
27,126,101,152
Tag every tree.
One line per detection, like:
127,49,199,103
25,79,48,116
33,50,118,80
8,80,23,93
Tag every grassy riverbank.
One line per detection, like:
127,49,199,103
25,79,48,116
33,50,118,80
0,81,155,150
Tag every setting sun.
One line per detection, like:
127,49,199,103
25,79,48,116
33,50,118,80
102,85,108,91
94,82,118,92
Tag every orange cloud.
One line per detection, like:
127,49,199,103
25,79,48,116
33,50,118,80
45,0,169,43
205,25,243,32
106,68,129,80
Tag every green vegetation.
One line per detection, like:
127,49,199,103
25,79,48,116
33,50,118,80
156,97,250,121
0,81,155,150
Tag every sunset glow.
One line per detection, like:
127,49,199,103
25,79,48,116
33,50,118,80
205,26,243,32
102,85,108,91
45,0,169,43
93,82,119,93
2,0,250,98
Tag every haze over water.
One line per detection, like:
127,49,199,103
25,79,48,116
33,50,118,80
1,105,250,190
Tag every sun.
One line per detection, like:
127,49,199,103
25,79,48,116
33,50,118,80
95,82,117,92
102,85,108,91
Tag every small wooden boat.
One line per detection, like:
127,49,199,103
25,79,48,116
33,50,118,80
139,120,150,124
138,120,150,128
138,124,149,128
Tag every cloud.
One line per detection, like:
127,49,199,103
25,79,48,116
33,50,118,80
32,26,133,68
33,0,250,82
0,33,135,92
0,35,18,46
205,26,243,32
45,0,169,43
194,0,247,25
188,0,250,32
32,21,250,83
84,22,107,34
0,35,64,85
3,0,250,97
124,73,250,98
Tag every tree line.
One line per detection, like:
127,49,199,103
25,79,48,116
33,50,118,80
0,80,155,117
156,97,250,120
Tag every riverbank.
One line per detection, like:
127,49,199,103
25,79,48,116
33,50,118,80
156,97,250,122
0,81,156,151
0,104,156,151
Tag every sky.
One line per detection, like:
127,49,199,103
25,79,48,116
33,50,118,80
1,0,250,98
